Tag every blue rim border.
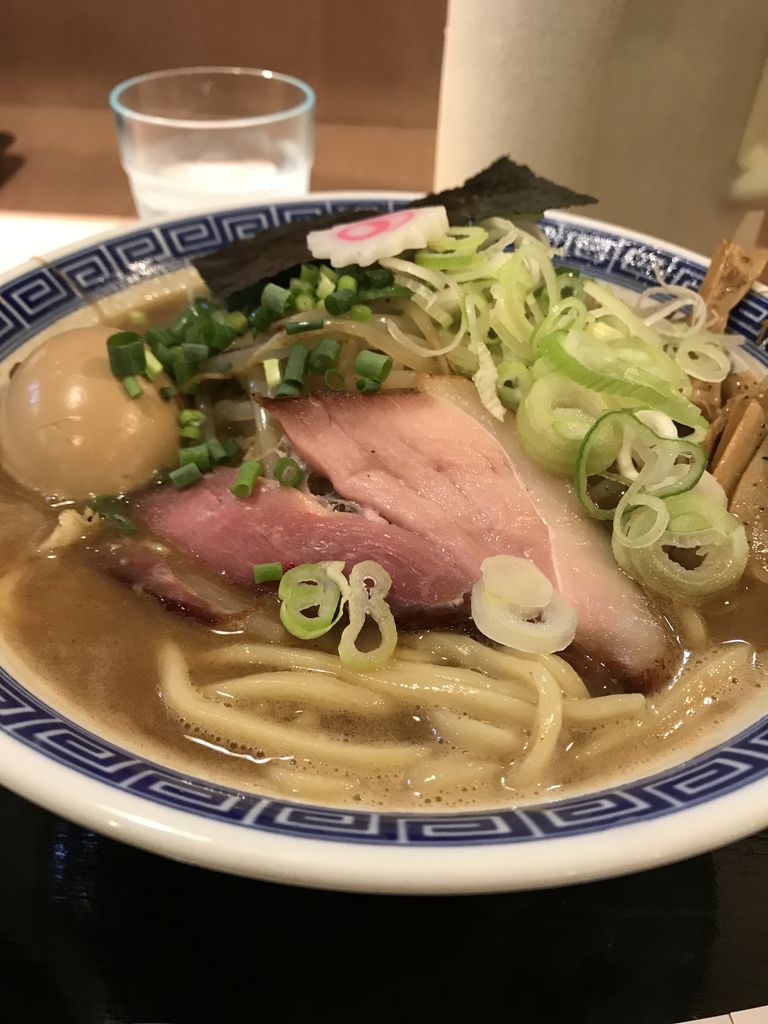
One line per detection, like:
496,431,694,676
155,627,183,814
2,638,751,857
1,199,768,848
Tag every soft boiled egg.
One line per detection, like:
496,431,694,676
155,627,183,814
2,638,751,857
0,325,179,500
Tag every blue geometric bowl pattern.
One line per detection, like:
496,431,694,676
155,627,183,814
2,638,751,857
1,198,767,847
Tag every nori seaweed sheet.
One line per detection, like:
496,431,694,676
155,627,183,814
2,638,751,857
194,157,596,308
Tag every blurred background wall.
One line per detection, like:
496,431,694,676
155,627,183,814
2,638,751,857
0,0,447,214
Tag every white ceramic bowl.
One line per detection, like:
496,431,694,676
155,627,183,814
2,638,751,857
1,195,767,894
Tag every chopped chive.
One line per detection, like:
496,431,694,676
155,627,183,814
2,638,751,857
308,338,341,373
253,561,283,584
221,437,241,461
168,305,205,341
89,495,136,535
179,443,211,472
274,456,304,487
300,264,320,285
206,437,229,465
261,282,295,317
108,332,146,377
159,385,177,401
225,311,248,335
324,288,357,317
146,326,176,351
172,359,197,394
337,274,358,293
122,375,144,399
356,377,381,394
144,348,164,381
249,305,275,332
286,318,325,335
361,267,394,288
357,284,412,301
179,424,202,441
230,460,263,498
179,408,206,426
316,276,335,301
294,293,317,313
181,341,210,363
274,382,303,399
289,276,313,296
354,349,392,382
348,303,372,323
323,368,346,391
170,463,203,489
147,335,173,367
283,343,310,388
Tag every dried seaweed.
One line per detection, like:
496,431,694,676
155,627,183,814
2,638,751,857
194,156,597,307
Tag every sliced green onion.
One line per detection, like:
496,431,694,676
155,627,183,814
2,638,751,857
225,311,249,335
221,437,240,461
250,305,275,333
348,303,372,323
179,443,211,473
264,358,282,390
540,331,704,429
206,437,229,465
309,338,341,373
193,297,217,315
180,341,209,363
187,320,236,352
324,288,357,316
107,332,146,377
283,344,310,388
179,424,202,441
354,349,392,382
179,409,205,426
337,561,397,670
274,382,303,399
170,463,203,489
144,348,164,381
230,460,263,498
415,250,476,271
168,305,205,341
159,385,177,401
279,563,344,640
89,495,136,535
274,457,303,487
356,284,412,301
286,318,325,335
356,378,381,394
295,293,317,313
253,562,284,584
323,368,346,391
300,264,320,286
496,360,532,409
121,375,143,399
615,493,748,600
262,282,295,317
429,226,488,253
516,372,608,475
316,270,337,301
575,411,707,521
361,267,394,288
337,274,358,293
173,365,198,396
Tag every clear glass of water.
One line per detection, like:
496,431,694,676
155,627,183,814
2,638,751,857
110,66,315,220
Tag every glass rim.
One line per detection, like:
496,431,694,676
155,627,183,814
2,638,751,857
109,66,315,129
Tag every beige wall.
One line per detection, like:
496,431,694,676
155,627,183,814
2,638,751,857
0,0,447,213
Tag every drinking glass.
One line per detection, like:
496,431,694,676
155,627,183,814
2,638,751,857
110,66,315,220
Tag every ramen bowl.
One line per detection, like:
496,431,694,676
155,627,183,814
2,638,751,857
1,195,767,894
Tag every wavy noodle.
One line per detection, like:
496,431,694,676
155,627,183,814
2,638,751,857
160,630,660,803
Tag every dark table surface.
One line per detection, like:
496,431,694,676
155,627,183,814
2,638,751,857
1,785,767,1024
